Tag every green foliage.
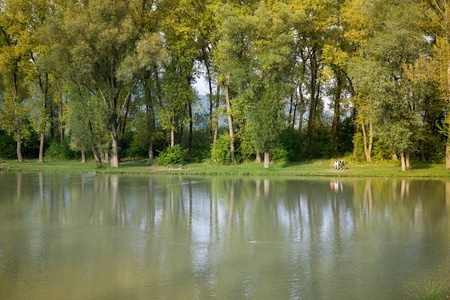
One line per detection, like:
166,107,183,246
309,124,333,159
271,128,300,163
352,133,366,161
212,134,232,165
0,131,16,159
372,139,393,160
45,140,76,160
125,137,148,159
154,145,186,166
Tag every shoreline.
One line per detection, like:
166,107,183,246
1,159,449,178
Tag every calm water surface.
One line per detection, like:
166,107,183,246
0,172,449,299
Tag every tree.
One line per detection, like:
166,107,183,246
0,0,35,162
351,0,425,170
65,84,109,167
248,2,294,168
159,0,198,152
412,0,450,169
214,4,255,163
45,0,140,167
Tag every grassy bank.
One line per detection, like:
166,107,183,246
0,159,449,178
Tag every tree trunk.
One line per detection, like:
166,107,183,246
213,84,220,144
59,94,64,142
297,51,307,147
256,151,261,164
205,58,214,142
400,152,406,171
288,94,294,128
88,121,102,168
223,82,236,163
188,102,193,156
92,147,103,168
446,137,450,169
305,50,319,158
110,126,120,168
392,151,398,161
264,151,270,169
170,126,175,147
405,152,410,170
39,132,45,163
17,140,23,163
447,56,450,169
330,72,342,156
361,118,373,162
149,142,154,164
81,150,86,163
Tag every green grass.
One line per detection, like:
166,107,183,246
407,278,449,300
0,158,449,178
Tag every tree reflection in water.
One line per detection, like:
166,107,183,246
0,173,448,299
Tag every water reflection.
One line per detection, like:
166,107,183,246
0,173,448,299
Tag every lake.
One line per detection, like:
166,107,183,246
0,172,449,299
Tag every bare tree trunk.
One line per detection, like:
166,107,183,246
330,72,342,156
393,152,398,160
12,74,23,163
206,60,214,142
170,126,175,147
447,136,450,169
447,57,450,169
213,84,220,144
148,142,154,164
110,125,120,168
361,119,373,162
223,82,236,163
297,88,305,145
88,121,102,167
39,132,45,163
305,50,319,158
17,140,23,163
188,103,193,156
405,152,410,170
400,152,406,171
288,94,294,128
264,151,270,169
92,147,103,168
81,150,86,163
59,94,64,142
256,151,261,164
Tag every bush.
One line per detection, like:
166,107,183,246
211,134,232,165
271,147,289,164
274,128,301,163
0,132,16,159
45,140,76,160
126,137,148,159
352,132,366,161
154,145,186,166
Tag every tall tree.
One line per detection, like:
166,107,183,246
248,2,294,168
412,0,450,169
0,0,34,162
159,0,198,151
47,0,140,167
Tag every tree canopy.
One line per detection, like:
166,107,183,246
0,0,448,171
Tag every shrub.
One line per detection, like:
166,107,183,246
352,132,366,161
0,132,16,159
126,137,148,159
45,140,76,160
154,145,186,166
211,134,231,165
271,147,289,164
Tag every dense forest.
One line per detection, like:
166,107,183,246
0,0,449,170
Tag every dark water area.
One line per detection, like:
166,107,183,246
0,172,449,299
